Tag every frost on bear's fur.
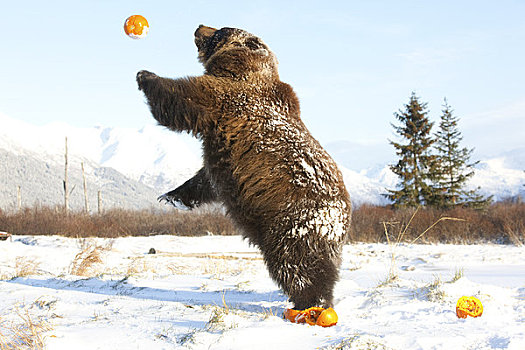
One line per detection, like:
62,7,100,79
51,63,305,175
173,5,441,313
137,25,352,309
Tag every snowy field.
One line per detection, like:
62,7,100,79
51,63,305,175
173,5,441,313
0,235,524,349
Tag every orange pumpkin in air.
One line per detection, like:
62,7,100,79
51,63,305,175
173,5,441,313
456,296,483,319
284,307,338,327
124,15,149,39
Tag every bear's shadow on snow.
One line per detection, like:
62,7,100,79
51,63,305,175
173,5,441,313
9,276,288,314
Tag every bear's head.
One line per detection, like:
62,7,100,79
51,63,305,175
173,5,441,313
194,25,278,80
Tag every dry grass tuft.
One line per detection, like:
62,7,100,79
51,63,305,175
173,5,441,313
422,275,446,302
0,309,53,350
0,256,41,281
450,268,464,282
204,293,244,332
205,306,230,332
259,307,278,320
69,239,112,276
380,207,465,284
125,256,149,276
14,257,40,279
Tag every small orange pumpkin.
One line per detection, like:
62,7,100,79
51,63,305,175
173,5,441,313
124,15,149,39
316,307,338,327
303,307,325,326
284,308,305,324
284,307,338,327
456,296,483,318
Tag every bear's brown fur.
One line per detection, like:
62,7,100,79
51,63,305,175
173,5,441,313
137,25,352,309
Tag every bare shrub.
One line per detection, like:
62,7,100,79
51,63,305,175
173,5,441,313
492,202,525,245
0,203,523,244
0,206,239,238
350,203,525,244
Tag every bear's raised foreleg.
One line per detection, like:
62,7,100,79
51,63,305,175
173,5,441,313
136,70,213,135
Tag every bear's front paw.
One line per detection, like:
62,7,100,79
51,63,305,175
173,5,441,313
158,192,192,211
136,70,158,90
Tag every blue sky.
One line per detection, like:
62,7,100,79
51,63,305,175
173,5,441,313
2,0,524,163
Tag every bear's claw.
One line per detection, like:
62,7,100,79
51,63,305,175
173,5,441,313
157,193,191,211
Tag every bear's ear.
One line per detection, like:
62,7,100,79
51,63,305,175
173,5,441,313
195,25,217,42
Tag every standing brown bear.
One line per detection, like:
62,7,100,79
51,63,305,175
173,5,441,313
136,25,351,309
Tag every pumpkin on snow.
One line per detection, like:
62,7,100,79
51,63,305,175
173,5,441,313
124,15,149,39
284,307,338,327
456,296,483,318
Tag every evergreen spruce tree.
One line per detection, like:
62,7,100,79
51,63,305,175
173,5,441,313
386,92,437,207
431,99,492,209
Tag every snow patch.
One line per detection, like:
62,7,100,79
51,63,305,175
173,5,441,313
0,235,523,349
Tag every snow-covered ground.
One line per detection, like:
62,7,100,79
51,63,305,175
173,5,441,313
1,235,523,349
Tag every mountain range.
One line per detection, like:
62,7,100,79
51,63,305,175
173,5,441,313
1,113,524,211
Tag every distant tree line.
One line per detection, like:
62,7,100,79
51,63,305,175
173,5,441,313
386,92,492,209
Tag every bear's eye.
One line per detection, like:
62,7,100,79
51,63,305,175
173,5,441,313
245,38,263,50
231,41,242,47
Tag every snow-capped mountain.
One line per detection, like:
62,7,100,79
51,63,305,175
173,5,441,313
0,113,202,211
1,113,524,210
0,113,203,190
331,143,525,204
0,148,160,211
